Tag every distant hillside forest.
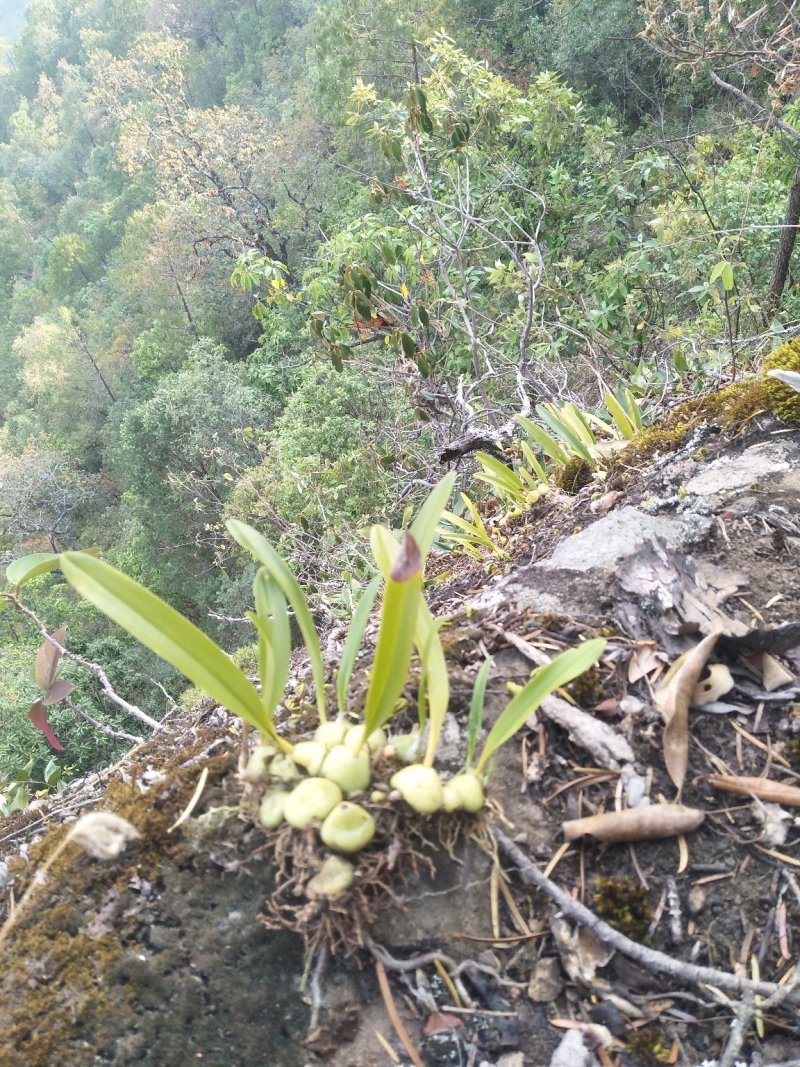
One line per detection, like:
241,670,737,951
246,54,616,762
1,0,799,792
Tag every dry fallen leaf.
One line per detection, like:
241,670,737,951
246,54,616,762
591,490,624,516
654,631,720,793
562,803,705,843
627,644,663,684
760,653,795,693
551,915,614,982
703,774,800,807
422,1013,463,1036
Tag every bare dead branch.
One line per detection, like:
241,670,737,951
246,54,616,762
493,828,800,1005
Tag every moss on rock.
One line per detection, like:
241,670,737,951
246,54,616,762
763,337,800,427
610,377,768,474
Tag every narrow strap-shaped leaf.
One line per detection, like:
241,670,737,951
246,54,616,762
616,386,644,430
562,402,596,445
6,547,101,590
466,656,493,768
371,525,450,758
226,520,327,723
519,441,548,483
517,464,540,490
476,452,525,497
461,493,489,541
410,471,456,561
246,613,292,750
603,390,635,440
536,404,593,462
475,639,606,774
336,572,382,715
516,416,570,466
253,567,292,720
419,608,449,767
362,531,422,738
440,510,492,548
60,552,270,734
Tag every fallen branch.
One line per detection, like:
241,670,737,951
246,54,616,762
493,829,800,1005
65,699,143,744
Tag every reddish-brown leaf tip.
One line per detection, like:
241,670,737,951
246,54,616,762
390,533,422,583
29,700,65,750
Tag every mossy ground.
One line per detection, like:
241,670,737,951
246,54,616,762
610,377,769,476
0,726,260,1066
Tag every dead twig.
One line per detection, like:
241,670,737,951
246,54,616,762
375,958,425,1067
493,829,800,1004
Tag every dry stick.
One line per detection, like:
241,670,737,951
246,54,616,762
8,596,160,731
493,829,800,1006
717,991,754,1067
374,959,425,1067
65,699,143,744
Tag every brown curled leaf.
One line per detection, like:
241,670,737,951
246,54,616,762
562,804,705,843
42,678,75,705
703,774,800,807
34,627,67,691
389,532,422,583
654,631,720,794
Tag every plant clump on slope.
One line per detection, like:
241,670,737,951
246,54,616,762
6,476,605,950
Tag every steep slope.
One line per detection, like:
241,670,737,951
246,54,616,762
1,397,799,1067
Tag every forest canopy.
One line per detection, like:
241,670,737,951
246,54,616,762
1,0,799,797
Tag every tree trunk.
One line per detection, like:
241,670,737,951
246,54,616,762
767,161,800,314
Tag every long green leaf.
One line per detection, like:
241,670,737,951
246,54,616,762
466,656,493,768
370,525,449,753
60,552,270,735
461,494,489,540
6,553,59,589
516,416,570,466
226,520,327,723
336,572,382,715
419,607,448,767
440,510,492,547
616,386,643,431
410,471,457,561
519,440,548,482
245,615,292,749
562,402,596,445
253,568,292,720
537,404,594,461
475,639,606,773
362,531,422,738
475,452,526,500
602,390,635,440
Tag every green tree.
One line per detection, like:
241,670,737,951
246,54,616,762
108,340,271,607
